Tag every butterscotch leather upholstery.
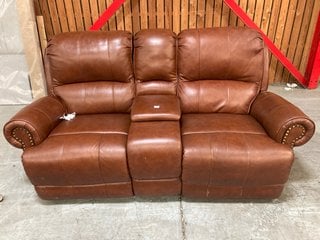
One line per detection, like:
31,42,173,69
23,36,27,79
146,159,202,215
3,28,315,200
131,95,181,121
134,29,177,95
178,28,314,199
128,29,182,196
5,31,134,199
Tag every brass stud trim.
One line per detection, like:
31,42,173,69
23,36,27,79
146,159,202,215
281,124,306,147
11,127,35,149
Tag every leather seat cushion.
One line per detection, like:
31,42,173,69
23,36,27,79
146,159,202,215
50,114,130,136
181,113,294,187
182,113,266,135
22,114,131,186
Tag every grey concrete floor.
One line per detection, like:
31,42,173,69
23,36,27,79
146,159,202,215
0,85,319,240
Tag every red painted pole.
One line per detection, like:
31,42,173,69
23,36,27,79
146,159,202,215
304,12,320,89
90,0,126,31
223,0,308,87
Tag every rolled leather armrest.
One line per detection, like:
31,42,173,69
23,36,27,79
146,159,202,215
131,95,181,121
250,92,315,147
3,96,66,149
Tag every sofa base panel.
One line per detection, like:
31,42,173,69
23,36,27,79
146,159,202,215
133,178,181,197
35,182,133,200
182,183,284,199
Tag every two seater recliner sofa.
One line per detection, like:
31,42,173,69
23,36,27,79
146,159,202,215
4,28,315,200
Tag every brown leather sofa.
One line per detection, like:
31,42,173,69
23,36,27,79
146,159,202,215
3,28,315,200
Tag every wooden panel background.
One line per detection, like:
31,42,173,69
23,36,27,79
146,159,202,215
33,0,320,84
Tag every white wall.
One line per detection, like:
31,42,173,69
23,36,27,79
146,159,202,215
0,0,32,104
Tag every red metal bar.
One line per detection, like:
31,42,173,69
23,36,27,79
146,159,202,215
90,0,126,31
223,0,308,87
304,12,320,89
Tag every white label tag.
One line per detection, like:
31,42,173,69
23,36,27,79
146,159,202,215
60,112,76,121
153,105,160,109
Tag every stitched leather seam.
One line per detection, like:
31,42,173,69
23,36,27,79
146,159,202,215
48,132,128,138
97,135,109,197
35,182,132,188
182,131,266,136
207,136,214,197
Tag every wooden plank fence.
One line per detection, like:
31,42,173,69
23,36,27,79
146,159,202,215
33,0,320,84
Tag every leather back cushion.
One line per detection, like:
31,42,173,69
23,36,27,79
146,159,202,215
178,28,267,114
179,80,259,114
54,82,134,114
134,29,177,95
45,31,134,113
